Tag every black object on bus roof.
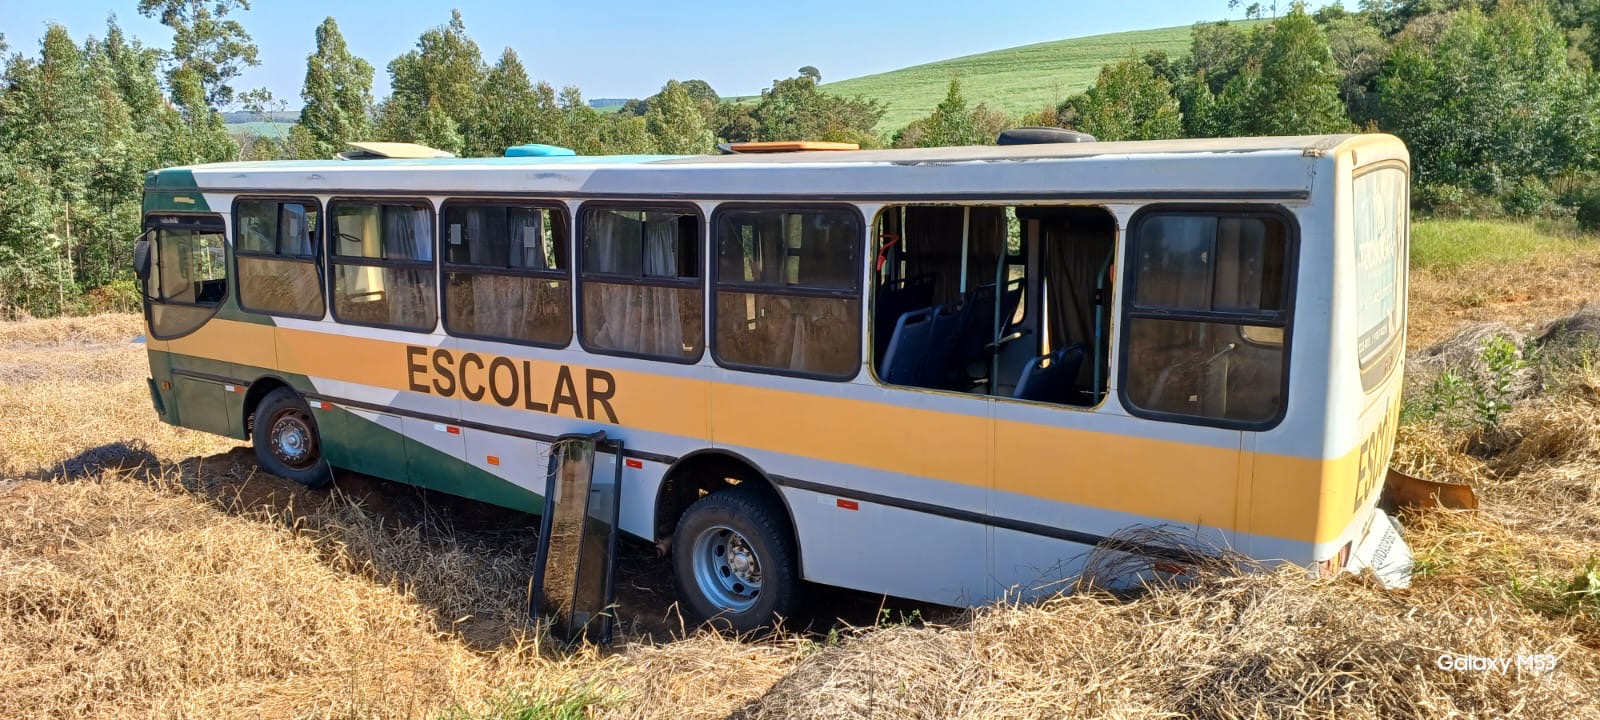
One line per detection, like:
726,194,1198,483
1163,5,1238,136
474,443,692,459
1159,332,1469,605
996,127,1097,145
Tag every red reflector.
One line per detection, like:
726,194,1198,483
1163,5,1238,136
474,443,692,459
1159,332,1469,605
836,499,859,511
447,426,460,435
315,401,332,410
486,455,500,466
625,458,643,469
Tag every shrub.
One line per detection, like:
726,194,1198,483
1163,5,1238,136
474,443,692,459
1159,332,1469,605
1577,186,1600,234
1499,176,1553,217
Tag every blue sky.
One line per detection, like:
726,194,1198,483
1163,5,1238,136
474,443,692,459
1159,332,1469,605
3,1,1245,106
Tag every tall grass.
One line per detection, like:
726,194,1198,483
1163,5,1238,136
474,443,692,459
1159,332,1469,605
1410,217,1590,273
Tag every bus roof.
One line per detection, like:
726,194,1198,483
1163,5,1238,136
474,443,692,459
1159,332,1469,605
152,134,1404,202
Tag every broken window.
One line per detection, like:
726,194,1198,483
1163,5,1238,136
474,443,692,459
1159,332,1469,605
872,204,1116,407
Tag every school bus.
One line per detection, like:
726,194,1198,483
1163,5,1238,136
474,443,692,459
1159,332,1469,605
136,133,1413,631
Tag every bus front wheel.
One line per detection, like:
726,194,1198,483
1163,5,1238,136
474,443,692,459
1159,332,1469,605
252,387,332,489
672,486,800,633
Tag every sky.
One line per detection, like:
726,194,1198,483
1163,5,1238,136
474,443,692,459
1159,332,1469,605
2,0,1246,107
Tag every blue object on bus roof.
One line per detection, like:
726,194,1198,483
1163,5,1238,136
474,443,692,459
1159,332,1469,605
505,144,576,157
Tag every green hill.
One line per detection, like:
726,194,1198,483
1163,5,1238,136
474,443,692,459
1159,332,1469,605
820,23,1221,134
227,120,294,139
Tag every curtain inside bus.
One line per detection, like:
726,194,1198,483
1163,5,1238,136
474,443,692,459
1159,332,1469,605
582,210,700,359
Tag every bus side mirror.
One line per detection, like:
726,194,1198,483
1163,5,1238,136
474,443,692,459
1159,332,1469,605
133,236,152,281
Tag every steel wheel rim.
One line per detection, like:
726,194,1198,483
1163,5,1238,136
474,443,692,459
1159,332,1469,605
269,409,318,471
691,524,763,613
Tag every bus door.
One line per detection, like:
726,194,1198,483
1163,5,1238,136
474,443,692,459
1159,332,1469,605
138,214,236,437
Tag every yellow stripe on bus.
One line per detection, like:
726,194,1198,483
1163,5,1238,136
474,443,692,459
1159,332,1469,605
153,318,1372,546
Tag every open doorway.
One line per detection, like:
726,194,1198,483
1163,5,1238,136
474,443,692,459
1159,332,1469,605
871,204,1116,407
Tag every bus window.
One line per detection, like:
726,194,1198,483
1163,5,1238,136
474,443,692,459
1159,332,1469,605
871,204,1115,406
1123,210,1291,426
713,206,862,379
147,219,228,338
1354,166,1407,389
579,206,703,362
234,199,324,319
442,202,572,348
329,200,437,332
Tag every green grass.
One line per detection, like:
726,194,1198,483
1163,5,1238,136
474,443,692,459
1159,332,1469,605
433,685,614,720
1410,218,1590,273
226,120,294,140
819,23,1226,134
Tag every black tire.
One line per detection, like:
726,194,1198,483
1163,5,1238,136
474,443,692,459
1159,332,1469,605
996,126,1096,145
672,485,800,633
252,387,333,489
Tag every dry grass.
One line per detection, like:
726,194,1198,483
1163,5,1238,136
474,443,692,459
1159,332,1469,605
1407,220,1600,352
7,229,1600,719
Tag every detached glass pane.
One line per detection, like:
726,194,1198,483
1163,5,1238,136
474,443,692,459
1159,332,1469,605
715,291,861,377
580,281,702,359
331,264,437,331
445,272,572,346
239,256,325,317
716,208,860,290
1123,318,1284,423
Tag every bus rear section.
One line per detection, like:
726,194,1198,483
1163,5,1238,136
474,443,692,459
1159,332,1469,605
1329,152,1412,586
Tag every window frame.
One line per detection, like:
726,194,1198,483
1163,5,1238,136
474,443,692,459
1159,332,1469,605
231,195,326,320
709,202,866,382
1117,203,1299,432
574,201,707,364
141,212,229,340
325,196,440,333
438,198,574,349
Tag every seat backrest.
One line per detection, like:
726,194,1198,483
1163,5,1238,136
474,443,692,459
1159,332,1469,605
874,274,937,361
880,307,937,385
1013,345,1088,404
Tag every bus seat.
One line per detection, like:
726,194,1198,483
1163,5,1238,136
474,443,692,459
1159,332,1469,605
874,274,936,360
881,307,937,385
1013,345,1087,404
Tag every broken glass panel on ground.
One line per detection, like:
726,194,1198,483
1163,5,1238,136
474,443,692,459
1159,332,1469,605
530,431,624,645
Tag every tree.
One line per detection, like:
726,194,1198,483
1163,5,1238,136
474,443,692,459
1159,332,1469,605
1379,2,1600,189
1322,14,1389,122
291,17,373,159
465,47,539,156
377,9,486,154
136,0,258,109
1064,58,1183,141
798,65,821,82
751,72,884,145
1250,5,1349,135
894,77,1011,148
645,79,714,154
0,25,96,313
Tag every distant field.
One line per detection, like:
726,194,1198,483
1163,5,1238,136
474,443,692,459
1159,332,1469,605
821,23,1225,134
227,120,294,140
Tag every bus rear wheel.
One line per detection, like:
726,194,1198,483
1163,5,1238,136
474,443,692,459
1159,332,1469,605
672,486,799,633
253,387,332,489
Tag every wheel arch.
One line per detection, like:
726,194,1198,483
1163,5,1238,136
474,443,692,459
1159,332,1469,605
655,449,800,566
242,374,298,439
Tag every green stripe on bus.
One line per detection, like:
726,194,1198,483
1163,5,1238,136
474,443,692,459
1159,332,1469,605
329,407,545,515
